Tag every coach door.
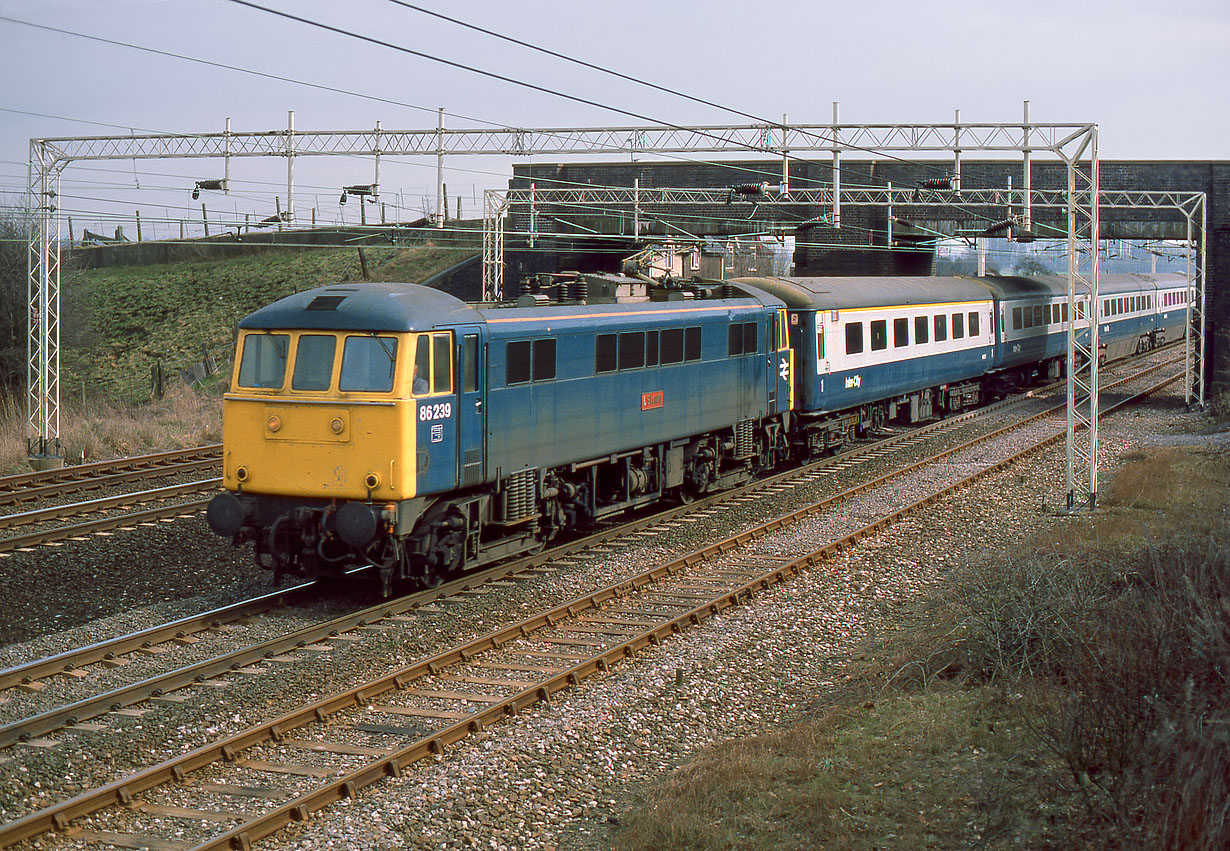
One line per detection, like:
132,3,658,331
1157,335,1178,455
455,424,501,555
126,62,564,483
456,326,486,487
413,332,460,495
771,309,792,413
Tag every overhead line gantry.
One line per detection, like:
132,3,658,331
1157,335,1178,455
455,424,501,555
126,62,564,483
27,107,1204,508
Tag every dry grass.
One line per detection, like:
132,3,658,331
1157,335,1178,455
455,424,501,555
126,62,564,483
615,433,1230,850
0,384,220,474
614,687,1077,851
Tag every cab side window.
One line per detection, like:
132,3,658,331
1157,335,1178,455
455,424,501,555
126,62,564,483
433,333,453,392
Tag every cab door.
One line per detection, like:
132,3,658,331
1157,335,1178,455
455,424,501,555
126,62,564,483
413,332,460,497
457,326,486,488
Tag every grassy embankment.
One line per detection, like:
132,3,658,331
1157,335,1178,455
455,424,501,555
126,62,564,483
613,433,1230,850
0,243,474,473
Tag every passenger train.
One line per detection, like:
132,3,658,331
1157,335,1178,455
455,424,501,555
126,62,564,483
206,271,1189,593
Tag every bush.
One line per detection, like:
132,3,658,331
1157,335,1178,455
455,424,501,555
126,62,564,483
1037,536,1230,847
944,532,1230,848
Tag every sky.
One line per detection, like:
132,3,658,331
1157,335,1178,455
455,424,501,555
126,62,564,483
0,0,1226,238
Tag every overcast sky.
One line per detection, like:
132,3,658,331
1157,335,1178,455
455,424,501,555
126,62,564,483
1,0,1226,236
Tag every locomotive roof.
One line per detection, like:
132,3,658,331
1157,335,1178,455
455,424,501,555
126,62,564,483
237,282,480,332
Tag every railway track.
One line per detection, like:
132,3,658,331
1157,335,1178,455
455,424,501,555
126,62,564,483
0,446,221,499
0,449,221,554
0,350,1181,749
0,355,1181,849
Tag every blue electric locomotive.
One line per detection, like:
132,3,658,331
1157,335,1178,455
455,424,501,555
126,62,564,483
207,276,792,590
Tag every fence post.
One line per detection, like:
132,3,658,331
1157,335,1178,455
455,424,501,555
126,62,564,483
202,203,210,237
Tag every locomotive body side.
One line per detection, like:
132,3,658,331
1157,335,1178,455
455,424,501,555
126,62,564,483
478,296,788,477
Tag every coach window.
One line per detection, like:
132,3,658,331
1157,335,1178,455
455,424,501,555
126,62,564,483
1012,306,1022,330
1033,305,1044,327
660,328,684,364
237,332,289,389
870,319,887,351
619,332,646,369
1023,307,1033,329
1062,303,1068,322
291,334,335,391
952,312,964,339
340,334,398,393
968,311,980,337
893,317,909,347
845,321,864,355
685,326,702,361
914,315,929,345
595,334,617,373
934,314,947,342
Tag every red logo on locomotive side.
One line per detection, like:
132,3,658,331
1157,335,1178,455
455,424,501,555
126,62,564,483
641,391,664,410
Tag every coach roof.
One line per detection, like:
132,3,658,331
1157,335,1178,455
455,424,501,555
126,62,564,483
732,276,996,310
